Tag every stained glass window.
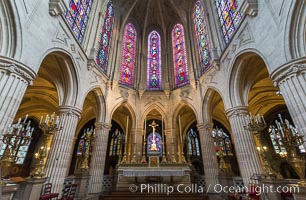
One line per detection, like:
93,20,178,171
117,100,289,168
120,23,137,87
172,24,189,87
96,0,114,72
65,0,92,43
215,0,242,43
187,128,201,156
147,132,162,156
212,129,233,156
147,31,162,90
0,143,31,165
109,129,123,156
193,0,212,73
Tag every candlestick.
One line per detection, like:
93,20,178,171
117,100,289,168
268,114,306,178
31,112,62,178
1,115,33,179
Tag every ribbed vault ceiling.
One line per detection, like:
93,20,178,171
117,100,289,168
116,0,195,31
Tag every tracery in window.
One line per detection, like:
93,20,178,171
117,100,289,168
215,0,242,43
65,0,92,43
109,129,123,156
187,128,201,156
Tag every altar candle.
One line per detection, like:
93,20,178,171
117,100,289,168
17,118,21,125
162,115,163,135
45,115,49,124
39,116,43,125
278,114,283,123
55,116,59,125
126,116,129,142
261,116,265,124
24,114,28,123
134,118,137,143
285,119,290,129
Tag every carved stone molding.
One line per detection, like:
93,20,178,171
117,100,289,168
272,64,306,86
120,89,129,99
226,106,249,118
0,60,36,85
239,0,258,17
95,122,111,130
49,0,66,16
58,106,82,117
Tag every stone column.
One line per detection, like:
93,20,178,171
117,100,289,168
0,58,36,141
132,128,143,163
197,123,219,193
271,63,306,146
226,106,263,185
88,122,111,194
45,106,81,194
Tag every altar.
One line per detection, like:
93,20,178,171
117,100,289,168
113,120,193,190
115,164,192,190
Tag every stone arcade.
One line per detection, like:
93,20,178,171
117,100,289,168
0,0,306,200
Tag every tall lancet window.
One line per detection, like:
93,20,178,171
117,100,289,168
172,24,189,87
147,31,162,90
109,129,123,156
187,128,200,156
193,0,212,74
215,0,242,43
65,0,92,43
120,23,137,87
96,0,114,72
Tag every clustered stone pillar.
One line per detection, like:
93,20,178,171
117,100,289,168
45,106,81,194
88,122,111,194
271,63,306,147
0,58,36,141
226,106,263,185
197,123,219,193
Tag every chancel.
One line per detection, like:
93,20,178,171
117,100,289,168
1,0,306,200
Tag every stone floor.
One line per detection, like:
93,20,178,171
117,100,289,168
99,191,212,200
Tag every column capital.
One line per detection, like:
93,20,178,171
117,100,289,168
197,123,212,131
0,56,37,85
271,61,306,86
58,106,82,117
226,106,249,118
95,122,111,130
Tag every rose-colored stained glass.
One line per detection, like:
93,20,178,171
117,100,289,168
119,23,137,87
172,24,189,87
